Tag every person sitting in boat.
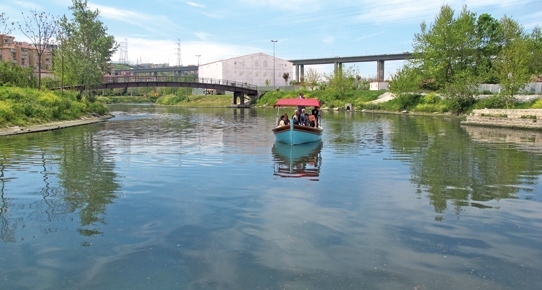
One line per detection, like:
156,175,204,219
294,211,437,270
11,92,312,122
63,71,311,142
283,113,290,126
300,109,309,126
308,114,318,127
277,115,286,127
292,110,300,125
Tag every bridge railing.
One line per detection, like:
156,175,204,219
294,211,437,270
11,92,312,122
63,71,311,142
101,75,258,90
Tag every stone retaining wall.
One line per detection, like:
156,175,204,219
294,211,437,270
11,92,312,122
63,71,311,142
462,109,542,130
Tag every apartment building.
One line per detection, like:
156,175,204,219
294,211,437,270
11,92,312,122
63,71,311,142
0,34,17,63
0,34,53,72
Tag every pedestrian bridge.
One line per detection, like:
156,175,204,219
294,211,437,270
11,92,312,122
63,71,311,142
50,76,259,106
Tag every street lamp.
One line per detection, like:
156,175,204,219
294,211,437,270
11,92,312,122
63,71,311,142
196,54,201,66
271,40,278,89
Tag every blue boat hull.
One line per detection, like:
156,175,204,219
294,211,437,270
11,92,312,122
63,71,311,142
272,123,323,145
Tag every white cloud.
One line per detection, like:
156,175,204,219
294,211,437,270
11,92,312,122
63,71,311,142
12,0,43,11
186,1,205,8
354,0,524,26
322,35,334,45
237,0,322,11
523,11,542,30
113,38,262,66
355,32,383,41
91,3,183,38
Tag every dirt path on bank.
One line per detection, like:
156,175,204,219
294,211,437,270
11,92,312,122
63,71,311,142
0,114,114,137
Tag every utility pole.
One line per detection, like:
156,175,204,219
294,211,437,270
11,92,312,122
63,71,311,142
271,40,278,89
176,39,182,66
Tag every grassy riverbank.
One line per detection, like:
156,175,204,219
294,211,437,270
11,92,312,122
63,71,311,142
256,90,542,113
0,87,109,128
116,89,542,115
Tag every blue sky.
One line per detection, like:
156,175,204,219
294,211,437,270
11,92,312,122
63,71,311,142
2,0,541,78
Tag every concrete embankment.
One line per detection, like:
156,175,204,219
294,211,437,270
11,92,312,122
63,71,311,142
462,109,542,130
0,114,114,137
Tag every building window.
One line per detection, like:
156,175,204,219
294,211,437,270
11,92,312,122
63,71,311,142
263,60,268,67
255,60,259,67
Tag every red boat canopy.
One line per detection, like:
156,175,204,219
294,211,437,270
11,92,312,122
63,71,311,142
273,98,321,108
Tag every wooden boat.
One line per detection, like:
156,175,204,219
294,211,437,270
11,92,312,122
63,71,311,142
271,98,323,145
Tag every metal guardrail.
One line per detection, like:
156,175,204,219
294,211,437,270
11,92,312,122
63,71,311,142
45,76,259,91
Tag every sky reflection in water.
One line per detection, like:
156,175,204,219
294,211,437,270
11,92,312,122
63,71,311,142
0,106,541,289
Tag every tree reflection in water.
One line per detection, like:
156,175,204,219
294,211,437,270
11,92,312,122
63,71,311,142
387,115,542,218
0,128,120,244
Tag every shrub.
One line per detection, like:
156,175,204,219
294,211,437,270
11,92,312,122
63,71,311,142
474,95,508,109
531,99,542,109
413,103,448,113
422,92,440,104
0,87,108,127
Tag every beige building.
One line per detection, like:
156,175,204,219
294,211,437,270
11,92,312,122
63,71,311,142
198,52,292,87
0,34,54,72
0,34,17,63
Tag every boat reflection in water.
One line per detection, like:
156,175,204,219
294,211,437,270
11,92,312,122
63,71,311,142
272,141,323,181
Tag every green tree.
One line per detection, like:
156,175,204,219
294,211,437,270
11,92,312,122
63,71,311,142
441,70,479,114
527,26,542,78
474,13,500,83
411,5,477,90
390,65,422,95
18,9,58,89
304,67,320,91
494,38,531,106
0,61,35,87
323,65,359,99
56,0,117,101
282,72,290,85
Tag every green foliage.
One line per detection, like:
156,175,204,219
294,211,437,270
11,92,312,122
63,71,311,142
412,5,478,90
473,95,508,109
0,61,36,87
531,99,542,109
323,65,359,99
439,70,480,114
400,4,539,107
156,94,189,105
390,65,422,96
0,87,108,127
303,68,321,91
413,103,448,113
494,36,531,101
422,92,441,104
255,89,382,109
56,0,117,98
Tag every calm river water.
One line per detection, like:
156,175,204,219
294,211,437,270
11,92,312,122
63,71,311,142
1,104,541,289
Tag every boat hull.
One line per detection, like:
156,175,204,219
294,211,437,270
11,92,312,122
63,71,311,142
272,124,323,145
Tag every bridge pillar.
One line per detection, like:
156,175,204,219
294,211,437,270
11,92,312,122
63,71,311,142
233,92,244,105
377,60,384,81
295,65,300,82
300,65,304,83
334,62,343,74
